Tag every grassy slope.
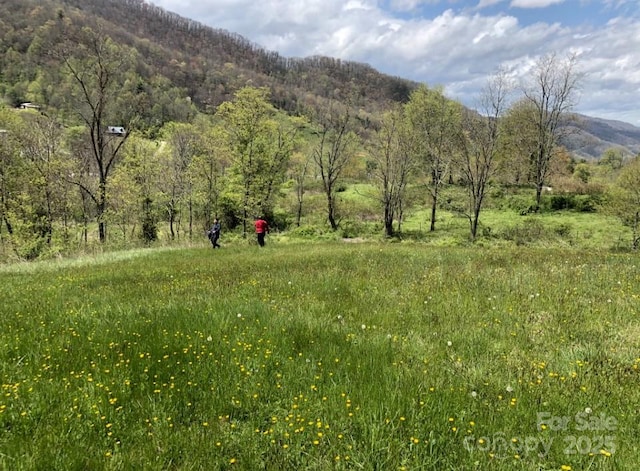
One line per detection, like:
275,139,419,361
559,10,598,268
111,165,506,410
1,243,638,470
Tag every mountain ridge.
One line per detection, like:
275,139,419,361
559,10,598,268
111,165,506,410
563,114,640,160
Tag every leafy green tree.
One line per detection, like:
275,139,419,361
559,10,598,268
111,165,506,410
498,99,538,185
188,120,229,235
160,122,199,239
106,161,139,242
111,134,163,242
0,108,21,244
216,87,301,234
598,148,624,171
606,157,640,250
0,109,69,259
573,162,592,184
405,85,461,231
19,113,69,246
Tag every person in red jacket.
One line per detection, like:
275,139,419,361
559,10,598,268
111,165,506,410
254,217,269,247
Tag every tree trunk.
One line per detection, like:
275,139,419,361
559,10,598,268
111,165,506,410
168,202,176,240
98,179,107,243
242,180,250,237
189,198,193,239
327,192,338,230
633,212,639,251
45,190,53,245
2,215,12,236
296,178,304,227
384,204,394,237
430,193,437,232
296,199,303,227
470,205,481,241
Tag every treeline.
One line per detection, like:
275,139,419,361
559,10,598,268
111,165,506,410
2,70,638,262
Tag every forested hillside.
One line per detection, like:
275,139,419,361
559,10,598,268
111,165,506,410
1,0,416,118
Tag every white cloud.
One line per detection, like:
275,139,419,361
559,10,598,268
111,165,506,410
476,0,506,8
388,0,443,11
150,0,640,124
510,0,565,8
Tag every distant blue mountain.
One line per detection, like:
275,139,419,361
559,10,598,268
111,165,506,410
562,114,640,160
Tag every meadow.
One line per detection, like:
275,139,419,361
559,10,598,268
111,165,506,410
0,242,638,470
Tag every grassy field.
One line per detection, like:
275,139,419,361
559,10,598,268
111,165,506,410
1,242,638,470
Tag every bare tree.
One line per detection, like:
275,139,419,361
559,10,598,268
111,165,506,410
161,122,199,239
459,71,511,240
498,99,539,186
290,149,313,227
312,101,358,230
58,27,138,242
522,52,581,210
368,106,416,237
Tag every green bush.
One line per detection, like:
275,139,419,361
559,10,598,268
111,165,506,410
502,194,536,214
499,219,547,245
553,222,573,238
573,194,601,212
541,193,602,212
340,220,369,238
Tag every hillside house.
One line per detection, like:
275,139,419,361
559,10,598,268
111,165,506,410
19,102,41,111
107,126,126,137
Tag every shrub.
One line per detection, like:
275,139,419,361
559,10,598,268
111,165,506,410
262,208,290,231
499,219,547,245
573,194,601,212
218,194,242,230
541,193,601,212
340,220,369,238
546,194,575,211
502,194,536,214
553,222,573,238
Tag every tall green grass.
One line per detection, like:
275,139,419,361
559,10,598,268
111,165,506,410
1,243,638,470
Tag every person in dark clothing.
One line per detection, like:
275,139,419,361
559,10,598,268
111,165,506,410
208,218,221,248
254,217,269,247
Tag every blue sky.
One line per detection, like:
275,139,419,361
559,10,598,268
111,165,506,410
150,0,640,126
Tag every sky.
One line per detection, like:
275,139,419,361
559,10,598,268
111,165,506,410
149,0,640,125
